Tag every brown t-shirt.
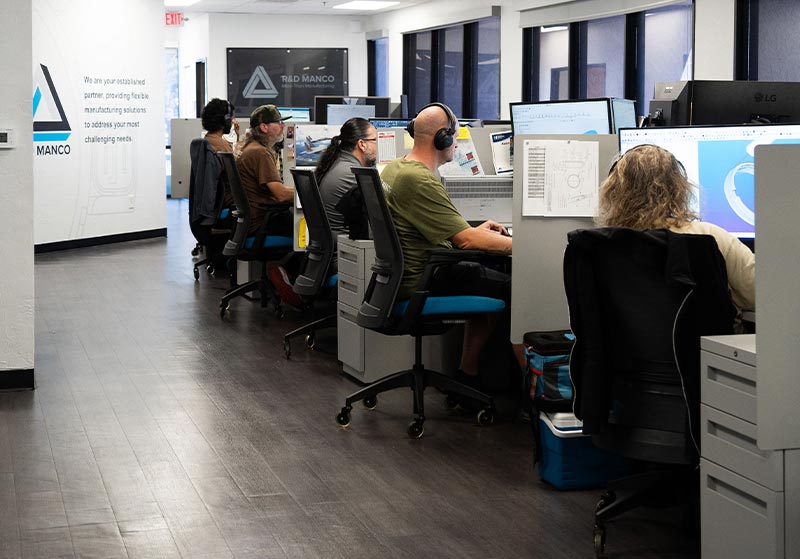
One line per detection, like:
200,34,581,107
237,141,282,234
205,133,234,208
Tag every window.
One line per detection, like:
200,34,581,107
522,1,693,117
738,0,800,80
368,38,389,97
403,16,500,119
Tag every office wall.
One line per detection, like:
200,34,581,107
177,14,210,119
33,0,166,245
0,0,34,374
694,0,736,79
188,13,370,111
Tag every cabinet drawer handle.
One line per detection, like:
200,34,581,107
707,366,756,396
707,419,766,458
707,475,768,515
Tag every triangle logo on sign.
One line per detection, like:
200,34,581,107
33,64,71,142
242,66,279,99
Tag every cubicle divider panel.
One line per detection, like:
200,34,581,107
510,134,618,343
170,118,204,199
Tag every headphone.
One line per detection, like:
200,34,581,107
608,144,686,177
406,102,458,150
223,101,234,130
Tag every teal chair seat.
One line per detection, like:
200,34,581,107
392,295,505,317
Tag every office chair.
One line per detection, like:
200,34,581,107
563,227,736,558
188,138,234,280
283,169,337,358
217,152,294,318
335,167,503,438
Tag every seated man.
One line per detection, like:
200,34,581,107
200,98,239,208
314,117,378,272
381,102,517,386
235,104,302,308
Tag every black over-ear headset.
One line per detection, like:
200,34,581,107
406,102,458,150
608,143,686,177
223,101,234,129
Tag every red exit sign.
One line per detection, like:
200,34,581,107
165,12,184,26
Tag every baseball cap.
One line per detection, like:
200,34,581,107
250,105,291,128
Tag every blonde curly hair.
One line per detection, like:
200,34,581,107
597,144,697,229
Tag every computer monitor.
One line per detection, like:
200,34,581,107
459,119,482,128
690,81,800,125
510,99,612,136
313,96,391,125
369,118,411,129
648,81,691,126
610,98,637,132
618,123,800,239
277,107,312,122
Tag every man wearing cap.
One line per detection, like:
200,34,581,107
236,104,295,236
235,104,304,308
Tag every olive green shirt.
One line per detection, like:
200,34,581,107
381,158,469,298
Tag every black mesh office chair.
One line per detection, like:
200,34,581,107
283,169,337,358
217,152,294,318
188,138,234,280
335,167,503,438
563,227,736,558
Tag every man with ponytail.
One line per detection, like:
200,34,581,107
314,117,378,271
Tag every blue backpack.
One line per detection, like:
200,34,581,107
523,330,575,414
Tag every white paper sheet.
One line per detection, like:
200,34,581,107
522,139,599,217
377,130,396,164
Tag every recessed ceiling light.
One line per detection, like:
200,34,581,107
333,1,400,11
165,0,199,7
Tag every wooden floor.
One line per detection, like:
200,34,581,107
0,199,698,558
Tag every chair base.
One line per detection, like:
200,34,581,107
220,260,283,318
336,336,495,438
283,313,336,358
592,466,697,558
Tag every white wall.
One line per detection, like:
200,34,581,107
0,0,34,372
178,14,210,118
33,0,167,245
694,0,736,79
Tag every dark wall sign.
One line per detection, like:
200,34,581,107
227,48,348,116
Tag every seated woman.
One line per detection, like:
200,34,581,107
597,144,755,316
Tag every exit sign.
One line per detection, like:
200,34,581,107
165,12,183,26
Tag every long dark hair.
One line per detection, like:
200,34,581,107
315,117,374,183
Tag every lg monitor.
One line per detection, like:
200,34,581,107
510,99,612,136
618,123,800,239
690,81,800,125
313,96,391,125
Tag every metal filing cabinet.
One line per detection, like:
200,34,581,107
700,335,800,559
336,235,455,384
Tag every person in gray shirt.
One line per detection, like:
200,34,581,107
314,117,378,271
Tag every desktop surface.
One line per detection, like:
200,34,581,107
618,123,800,239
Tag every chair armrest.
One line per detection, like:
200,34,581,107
428,248,487,264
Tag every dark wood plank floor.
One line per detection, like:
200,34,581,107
0,199,699,558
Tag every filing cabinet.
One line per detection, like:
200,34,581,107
700,335,800,559
336,235,455,384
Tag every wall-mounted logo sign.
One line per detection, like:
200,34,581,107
227,48,348,115
243,66,279,99
33,64,71,143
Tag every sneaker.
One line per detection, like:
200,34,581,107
267,264,304,309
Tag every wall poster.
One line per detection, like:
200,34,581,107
227,48,348,116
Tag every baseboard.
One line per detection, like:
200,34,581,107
35,228,167,253
0,369,34,390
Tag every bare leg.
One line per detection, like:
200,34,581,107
460,314,498,376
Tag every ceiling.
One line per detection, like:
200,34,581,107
181,0,431,16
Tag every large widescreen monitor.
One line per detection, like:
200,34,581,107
277,107,312,122
314,96,391,125
618,123,800,238
510,99,612,136
369,118,411,129
690,81,800,125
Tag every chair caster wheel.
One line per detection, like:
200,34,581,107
596,491,615,513
593,524,606,558
275,307,285,319
219,303,230,319
336,408,351,428
363,396,377,410
191,247,200,257
445,394,461,410
193,267,200,280
207,265,215,277
305,334,315,349
476,408,495,426
407,419,424,439
284,340,292,359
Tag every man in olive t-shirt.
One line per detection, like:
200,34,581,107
381,103,515,383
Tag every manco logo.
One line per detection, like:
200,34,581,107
33,64,71,143
243,66,279,99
